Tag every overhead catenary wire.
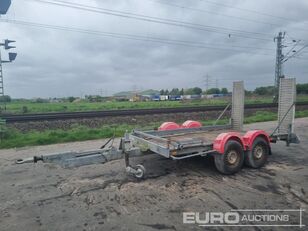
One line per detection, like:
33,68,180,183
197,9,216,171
293,56,308,61
0,18,275,56
27,0,273,41
284,40,301,58
285,32,307,45
146,0,308,33
283,44,308,63
198,0,307,24
197,76,276,82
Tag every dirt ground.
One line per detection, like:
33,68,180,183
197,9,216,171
0,119,307,231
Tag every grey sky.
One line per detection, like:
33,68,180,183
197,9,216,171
0,0,307,98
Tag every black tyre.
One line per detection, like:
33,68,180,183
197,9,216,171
214,140,244,175
245,137,269,168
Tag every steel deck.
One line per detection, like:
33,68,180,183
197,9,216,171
130,124,234,158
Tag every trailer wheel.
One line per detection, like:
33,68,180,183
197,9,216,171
134,164,146,179
214,140,244,175
245,137,269,168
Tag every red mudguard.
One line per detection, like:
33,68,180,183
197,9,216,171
159,120,202,131
242,130,271,150
158,122,181,131
213,130,270,154
213,132,246,154
181,120,202,129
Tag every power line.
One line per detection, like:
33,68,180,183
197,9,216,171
198,0,307,24
0,18,274,55
285,32,307,45
146,0,308,33
196,77,277,87
282,44,308,63
284,40,300,58
196,75,277,82
27,0,273,41
293,56,308,61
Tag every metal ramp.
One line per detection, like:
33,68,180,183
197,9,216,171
231,81,244,131
271,78,299,145
278,78,296,134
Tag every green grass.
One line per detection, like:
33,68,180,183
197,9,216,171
2,95,308,114
0,123,161,149
2,99,229,114
0,125,130,149
244,111,277,124
244,110,308,124
1,110,308,149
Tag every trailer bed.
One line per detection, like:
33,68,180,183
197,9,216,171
129,124,236,158
163,130,224,143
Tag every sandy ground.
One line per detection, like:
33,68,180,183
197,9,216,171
0,119,307,231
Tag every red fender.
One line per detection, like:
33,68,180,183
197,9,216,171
213,132,246,154
243,130,270,150
158,122,180,131
181,120,202,129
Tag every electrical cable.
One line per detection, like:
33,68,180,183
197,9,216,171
146,0,308,33
0,18,275,55
27,0,273,41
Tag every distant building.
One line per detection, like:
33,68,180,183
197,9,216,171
169,95,182,101
190,95,201,99
150,95,160,101
129,94,150,102
159,95,169,101
205,93,232,99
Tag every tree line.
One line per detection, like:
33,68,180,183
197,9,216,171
160,83,308,96
250,83,308,95
0,83,307,103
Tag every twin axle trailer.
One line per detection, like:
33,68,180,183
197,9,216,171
16,79,300,178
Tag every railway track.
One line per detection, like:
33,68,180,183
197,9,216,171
1,102,308,123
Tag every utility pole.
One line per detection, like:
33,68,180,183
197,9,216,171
0,0,15,110
0,51,3,96
205,74,211,93
0,40,17,109
274,32,285,102
0,40,17,97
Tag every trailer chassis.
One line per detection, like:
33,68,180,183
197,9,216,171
15,79,300,178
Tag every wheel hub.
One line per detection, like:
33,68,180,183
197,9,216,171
254,145,263,159
227,151,238,165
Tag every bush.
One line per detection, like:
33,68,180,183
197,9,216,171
0,95,11,102
297,83,308,94
34,98,48,103
254,86,275,95
68,96,76,103
22,106,28,114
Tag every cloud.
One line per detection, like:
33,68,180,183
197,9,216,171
0,0,307,98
